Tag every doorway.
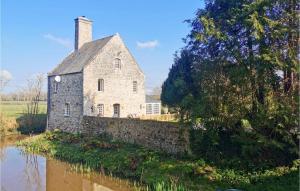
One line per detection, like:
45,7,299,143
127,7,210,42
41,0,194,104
113,104,120,118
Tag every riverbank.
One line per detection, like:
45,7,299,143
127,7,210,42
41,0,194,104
18,131,299,191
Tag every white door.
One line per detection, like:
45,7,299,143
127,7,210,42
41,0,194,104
113,104,120,118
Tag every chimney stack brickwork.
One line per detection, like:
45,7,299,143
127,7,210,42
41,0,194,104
75,16,92,50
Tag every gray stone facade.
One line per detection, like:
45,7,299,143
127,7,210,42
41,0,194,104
47,17,146,132
47,73,83,132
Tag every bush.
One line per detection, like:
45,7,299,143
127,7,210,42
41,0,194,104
190,125,298,170
16,114,47,134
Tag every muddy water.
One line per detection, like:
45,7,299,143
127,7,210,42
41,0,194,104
0,135,134,191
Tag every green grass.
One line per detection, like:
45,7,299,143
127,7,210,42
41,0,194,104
18,131,300,191
0,101,47,118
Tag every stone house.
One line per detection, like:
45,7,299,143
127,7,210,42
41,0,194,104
47,16,146,132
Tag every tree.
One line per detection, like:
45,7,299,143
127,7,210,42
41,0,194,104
24,74,45,116
162,0,299,166
161,49,196,120
18,74,46,134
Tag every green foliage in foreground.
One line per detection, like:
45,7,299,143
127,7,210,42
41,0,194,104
18,131,299,191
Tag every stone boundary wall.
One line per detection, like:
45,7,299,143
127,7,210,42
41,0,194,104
81,116,190,154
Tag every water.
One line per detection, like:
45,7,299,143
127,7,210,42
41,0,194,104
0,135,134,191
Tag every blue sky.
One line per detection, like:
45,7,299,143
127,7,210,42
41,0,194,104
1,0,204,93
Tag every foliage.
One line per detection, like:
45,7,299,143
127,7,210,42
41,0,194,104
161,0,299,167
0,101,47,135
18,131,300,191
16,114,47,134
0,113,18,136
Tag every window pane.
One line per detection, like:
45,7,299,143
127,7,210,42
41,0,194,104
98,79,104,91
133,81,137,93
54,82,58,93
97,104,104,116
153,104,160,114
146,104,152,114
64,103,70,116
115,58,121,69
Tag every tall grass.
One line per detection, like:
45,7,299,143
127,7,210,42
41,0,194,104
18,131,300,191
0,113,18,136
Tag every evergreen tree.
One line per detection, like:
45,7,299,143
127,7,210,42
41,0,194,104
161,0,299,166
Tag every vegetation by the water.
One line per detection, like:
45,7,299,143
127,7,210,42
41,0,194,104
0,101,47,136
0,113,19,136
19,130,299,191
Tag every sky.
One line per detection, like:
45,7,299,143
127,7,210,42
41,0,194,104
1,0,204,93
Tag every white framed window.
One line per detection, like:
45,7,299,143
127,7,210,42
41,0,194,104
146,104,152,114
64,103,70,116
153,103,160,114
54,82,58,93
133,81,137,93
97,104,104,117
98,79,104,92
114,58,121,69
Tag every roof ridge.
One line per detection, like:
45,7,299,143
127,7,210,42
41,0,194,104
48,34,115,76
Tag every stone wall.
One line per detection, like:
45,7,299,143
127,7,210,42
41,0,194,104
81,116,190,154
47,73,83,133
83,34,146,118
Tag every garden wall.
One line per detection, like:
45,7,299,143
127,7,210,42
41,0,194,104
81,116,190,154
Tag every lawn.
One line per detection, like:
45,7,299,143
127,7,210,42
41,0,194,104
0,101,47,118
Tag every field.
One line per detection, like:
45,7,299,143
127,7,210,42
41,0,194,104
0,101,47,118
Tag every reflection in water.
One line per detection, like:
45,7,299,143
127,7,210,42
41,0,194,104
0,135,133,191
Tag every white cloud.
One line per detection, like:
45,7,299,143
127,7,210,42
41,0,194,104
43,33,72,48
136,40,159,49
0,70,12,81
0,69,12,91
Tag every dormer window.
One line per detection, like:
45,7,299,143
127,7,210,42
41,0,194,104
114,58,121,69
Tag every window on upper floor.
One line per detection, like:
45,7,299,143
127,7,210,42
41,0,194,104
54,82,58,93
97,104,104,117
98,79,104,92
114,58,121,70
64,103,70,116
133,81,137,93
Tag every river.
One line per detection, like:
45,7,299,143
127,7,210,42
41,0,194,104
0,135,135,191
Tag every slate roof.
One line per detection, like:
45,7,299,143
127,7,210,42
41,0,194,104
48,35,114,76
146,95,161,103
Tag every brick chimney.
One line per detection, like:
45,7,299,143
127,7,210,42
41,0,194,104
74,16,92,51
